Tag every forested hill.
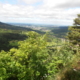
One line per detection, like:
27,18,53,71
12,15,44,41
51,26,68,38
0,22,45,34
0,22,33,31
0,22,69,38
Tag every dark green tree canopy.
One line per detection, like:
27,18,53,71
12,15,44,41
74,14,80,25
68,14,80,46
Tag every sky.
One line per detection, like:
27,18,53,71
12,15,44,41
0,0,80,25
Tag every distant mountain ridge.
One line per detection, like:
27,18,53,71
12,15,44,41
8,23,69,27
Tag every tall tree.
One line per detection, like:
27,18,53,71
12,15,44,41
68,14,80,47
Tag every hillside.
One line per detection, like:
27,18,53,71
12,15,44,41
41,26,69,38
0,22,45,51
0,22,33,31
51,26,68,38
0,22,45,34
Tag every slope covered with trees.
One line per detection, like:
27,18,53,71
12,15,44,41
51,26,68,38
0,22,45,35
0,22,45,51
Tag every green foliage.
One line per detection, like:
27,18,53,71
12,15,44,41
68,14,80,47
0,30,77,80
54,14,80,80
51,27,68,38
0,29,27,51
0,31,60,80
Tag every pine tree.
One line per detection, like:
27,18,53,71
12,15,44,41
68,14,80,47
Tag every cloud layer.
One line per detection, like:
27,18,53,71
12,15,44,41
0,0,80,25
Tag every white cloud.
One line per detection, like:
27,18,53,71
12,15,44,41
42,0,80,9
57,0,80,8
0,0,80,25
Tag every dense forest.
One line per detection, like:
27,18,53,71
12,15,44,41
0,14,80,80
